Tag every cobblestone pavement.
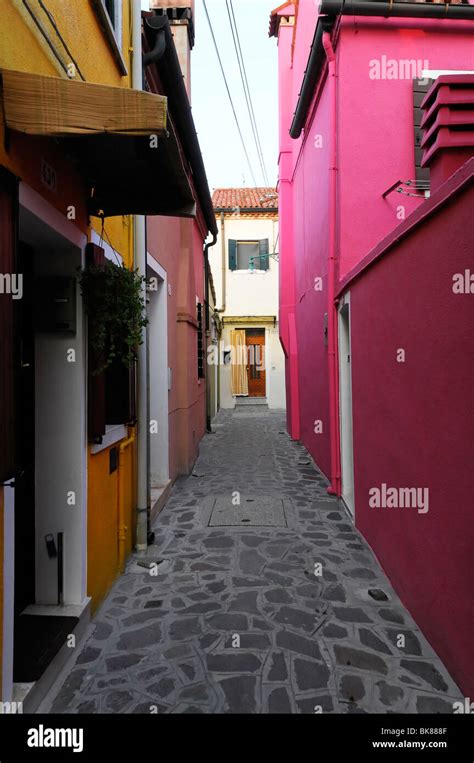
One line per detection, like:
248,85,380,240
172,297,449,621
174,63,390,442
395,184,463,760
47,408,461,714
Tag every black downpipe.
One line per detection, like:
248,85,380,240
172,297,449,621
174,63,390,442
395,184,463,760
143,16,218,238
290,20,333,139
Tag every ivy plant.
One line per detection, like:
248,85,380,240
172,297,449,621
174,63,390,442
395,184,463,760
79,261,148,374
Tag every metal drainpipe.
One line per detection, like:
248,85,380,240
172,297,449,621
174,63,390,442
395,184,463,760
216,212,226,313
118,433,135,573
204,234,218,431
131,3,149,551
323,31,342,497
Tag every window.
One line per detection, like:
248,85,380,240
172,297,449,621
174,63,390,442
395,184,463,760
92,0,127,75
103,0,120,33
228,239,269,271
86,244,136,444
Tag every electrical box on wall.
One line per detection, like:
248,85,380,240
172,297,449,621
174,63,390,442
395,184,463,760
35,277,77,333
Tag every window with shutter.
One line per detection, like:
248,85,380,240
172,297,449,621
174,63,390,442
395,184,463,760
259,238,269,271
228,239,237,271
85,243,107,443
85,243,137,442
0,167,18,482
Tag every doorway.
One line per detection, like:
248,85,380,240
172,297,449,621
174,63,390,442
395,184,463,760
338,295,355,518
245,328,266,398
14,242,35,617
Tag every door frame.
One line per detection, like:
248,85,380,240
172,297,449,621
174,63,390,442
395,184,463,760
245,327,266,398
338,292,355,519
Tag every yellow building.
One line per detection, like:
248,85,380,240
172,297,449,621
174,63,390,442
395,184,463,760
0,0,166,710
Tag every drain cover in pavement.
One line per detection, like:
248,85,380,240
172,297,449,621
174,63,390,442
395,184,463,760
208,496,287,527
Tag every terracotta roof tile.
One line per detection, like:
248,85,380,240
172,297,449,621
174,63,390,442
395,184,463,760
212,187,278,211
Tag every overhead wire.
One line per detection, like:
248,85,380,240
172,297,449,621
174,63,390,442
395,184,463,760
202,0,258,187
227,0,269,187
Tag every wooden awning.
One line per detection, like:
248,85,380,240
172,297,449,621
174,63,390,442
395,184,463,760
1,69,167,136
1,69,196,218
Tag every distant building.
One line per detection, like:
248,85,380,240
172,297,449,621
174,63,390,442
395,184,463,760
211,188,286,411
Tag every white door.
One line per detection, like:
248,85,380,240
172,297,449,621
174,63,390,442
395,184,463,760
338,294,355,518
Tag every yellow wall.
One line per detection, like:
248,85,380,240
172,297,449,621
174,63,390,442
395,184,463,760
0,1,138,613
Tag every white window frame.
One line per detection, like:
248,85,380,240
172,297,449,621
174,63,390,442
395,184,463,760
93,0,128,75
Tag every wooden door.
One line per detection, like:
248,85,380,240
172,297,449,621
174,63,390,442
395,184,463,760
246,329,266,397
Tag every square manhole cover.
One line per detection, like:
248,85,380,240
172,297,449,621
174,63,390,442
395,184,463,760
208,495,287,527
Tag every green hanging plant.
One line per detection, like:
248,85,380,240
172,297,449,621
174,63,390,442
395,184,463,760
79,260,148,374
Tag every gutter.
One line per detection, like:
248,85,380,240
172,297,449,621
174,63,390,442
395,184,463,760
321,0,474,20
290,2,474,139
143,14,218,238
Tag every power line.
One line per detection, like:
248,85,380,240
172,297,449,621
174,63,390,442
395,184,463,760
202,0,257,187
227,0,270,187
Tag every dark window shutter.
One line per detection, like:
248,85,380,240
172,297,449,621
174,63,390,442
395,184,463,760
0,167,18,482
106,359,136,425
228,239,237,271
85,242,106,443
259,238,269,271
197,302,205,379
413,78,432,186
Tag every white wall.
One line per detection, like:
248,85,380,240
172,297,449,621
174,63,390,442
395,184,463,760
211,213,285,410
210,215,279,316
147,255,169,487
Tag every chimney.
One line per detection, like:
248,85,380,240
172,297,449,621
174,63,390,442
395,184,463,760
149,1,195,99
420,74,474,192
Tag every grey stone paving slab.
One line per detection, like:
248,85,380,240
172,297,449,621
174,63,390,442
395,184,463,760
45,409,463,715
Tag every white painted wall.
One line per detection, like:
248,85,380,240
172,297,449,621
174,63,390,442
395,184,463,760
210,213,285,410
147,255,169,487
19,185,88,608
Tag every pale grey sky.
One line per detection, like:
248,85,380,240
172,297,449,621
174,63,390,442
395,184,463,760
191,0,278,191
142,0,279,190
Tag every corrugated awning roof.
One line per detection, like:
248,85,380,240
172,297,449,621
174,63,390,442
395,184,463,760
1,69,197,218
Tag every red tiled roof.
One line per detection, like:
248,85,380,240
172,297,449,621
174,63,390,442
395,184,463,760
269,2,295,38
212,187,278,211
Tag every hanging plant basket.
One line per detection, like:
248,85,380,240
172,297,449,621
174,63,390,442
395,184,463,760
79,260,148,374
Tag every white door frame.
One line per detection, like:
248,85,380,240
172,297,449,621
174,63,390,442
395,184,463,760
147,253,169,487
338,292,355,519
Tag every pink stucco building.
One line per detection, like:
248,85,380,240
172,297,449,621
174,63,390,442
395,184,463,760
271,1,474,695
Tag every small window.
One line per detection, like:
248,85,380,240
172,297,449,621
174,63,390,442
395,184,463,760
93,0,127,75
236,241,260,270
103,0,119,32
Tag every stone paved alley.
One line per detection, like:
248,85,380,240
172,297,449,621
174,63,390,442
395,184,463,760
45,408,461,714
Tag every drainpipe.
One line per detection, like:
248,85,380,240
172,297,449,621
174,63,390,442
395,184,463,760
118,433,135,573
216,212,227,313
131,4,149,551
204,233,217,431
323,31,341,497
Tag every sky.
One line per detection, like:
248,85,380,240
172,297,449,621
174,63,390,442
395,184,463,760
191,0,279,191
141,0,279,192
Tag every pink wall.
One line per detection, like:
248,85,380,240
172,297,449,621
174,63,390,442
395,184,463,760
346,173,474,696
337,19,474,278
277,10,474,475
275,6,474,692
147,215,206,480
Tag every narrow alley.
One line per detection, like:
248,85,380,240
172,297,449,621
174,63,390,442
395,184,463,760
45,408,461,715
